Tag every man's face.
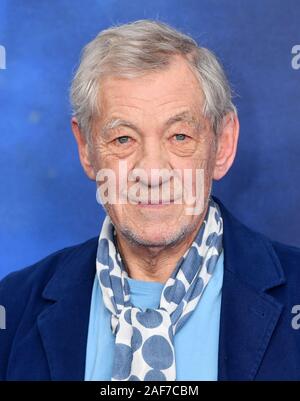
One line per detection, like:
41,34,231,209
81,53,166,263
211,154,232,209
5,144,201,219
90,55,217,247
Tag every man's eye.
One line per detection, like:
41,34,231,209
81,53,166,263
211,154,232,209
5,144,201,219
116,136,130,144
174,133,187,141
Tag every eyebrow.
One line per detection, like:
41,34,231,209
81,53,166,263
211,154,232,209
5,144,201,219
164,111,198,128
101,119,138,138
100,111,199,138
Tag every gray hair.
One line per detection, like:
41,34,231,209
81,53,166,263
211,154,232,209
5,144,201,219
70,19,237,142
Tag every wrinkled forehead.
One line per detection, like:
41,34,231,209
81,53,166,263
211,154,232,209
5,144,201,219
96,55,205,117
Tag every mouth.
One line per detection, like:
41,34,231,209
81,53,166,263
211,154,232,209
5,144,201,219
136,199,176,207
126,191,183,206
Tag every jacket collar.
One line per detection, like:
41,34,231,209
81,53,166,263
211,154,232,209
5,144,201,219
38,198,286,380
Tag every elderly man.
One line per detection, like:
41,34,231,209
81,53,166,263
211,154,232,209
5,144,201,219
1,20,300,381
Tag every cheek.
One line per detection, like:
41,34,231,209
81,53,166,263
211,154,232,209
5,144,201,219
186,147,216,195
94,150,120,174
196,138,216,172
172,152,212,174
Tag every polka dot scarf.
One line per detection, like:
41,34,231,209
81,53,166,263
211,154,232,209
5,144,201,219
96,198,223,381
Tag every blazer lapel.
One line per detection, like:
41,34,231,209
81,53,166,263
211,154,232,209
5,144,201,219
218,270,283,380
216,198,286,380
37,238,98,380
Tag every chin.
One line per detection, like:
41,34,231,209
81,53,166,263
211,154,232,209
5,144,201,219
120,223,191,248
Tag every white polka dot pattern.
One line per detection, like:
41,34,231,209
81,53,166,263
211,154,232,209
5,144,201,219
96,198,223,381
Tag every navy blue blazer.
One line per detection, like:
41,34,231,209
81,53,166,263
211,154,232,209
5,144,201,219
1,198,300,381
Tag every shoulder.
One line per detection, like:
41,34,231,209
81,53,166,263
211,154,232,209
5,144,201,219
0,236,98,304
0,236,98,380
271,240,300,281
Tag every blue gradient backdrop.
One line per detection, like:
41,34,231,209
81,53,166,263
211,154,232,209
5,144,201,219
0,0,299,278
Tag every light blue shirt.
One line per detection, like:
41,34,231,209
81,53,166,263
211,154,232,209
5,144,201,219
84,251,224,381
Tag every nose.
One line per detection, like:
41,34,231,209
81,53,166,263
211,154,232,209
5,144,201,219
133,137,171,186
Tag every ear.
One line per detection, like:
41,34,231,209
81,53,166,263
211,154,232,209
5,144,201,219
213,112,239,180
71,117,96,180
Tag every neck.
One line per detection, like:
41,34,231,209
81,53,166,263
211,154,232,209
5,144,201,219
115,216,206,284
